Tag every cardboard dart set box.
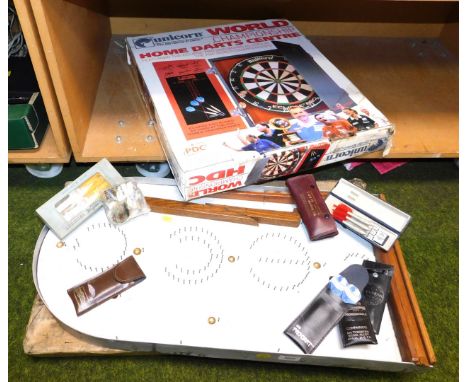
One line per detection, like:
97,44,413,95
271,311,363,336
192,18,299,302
126,19,394,200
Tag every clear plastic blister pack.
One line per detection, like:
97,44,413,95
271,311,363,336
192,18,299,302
102,181,150,224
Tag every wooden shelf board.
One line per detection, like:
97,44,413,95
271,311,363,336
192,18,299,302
77,35,458,162
12,0,71,165
8,127,71,164
312,36,458,159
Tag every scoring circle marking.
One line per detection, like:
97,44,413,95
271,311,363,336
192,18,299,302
164,226,225,285
247,232,312,292
67,222,128,273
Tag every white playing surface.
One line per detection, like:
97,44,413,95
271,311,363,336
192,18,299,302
34,181,405,367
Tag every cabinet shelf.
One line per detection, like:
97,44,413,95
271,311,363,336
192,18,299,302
8,127,71,164
10,0,71,164
80,37,164,162
312,36,458,158
25,0,458,163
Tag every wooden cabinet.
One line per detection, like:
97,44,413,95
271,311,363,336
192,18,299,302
9,0,71,164
16,0,459,163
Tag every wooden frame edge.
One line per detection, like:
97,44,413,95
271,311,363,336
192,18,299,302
373,194,436,367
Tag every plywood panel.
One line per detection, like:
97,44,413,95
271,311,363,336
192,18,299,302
439,2,458,57
312,36,458,158
31,0,111,155
11,0,71,162
79,37,164,162
23,295,132,356
8,128,71,164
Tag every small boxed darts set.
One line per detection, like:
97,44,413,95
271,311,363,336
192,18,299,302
126,19,395,200
325,179,412,251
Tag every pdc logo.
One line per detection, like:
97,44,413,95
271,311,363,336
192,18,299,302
185,143,207,156
133,37,155,49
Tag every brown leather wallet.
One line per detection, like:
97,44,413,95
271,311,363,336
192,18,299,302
286,174,338,241
67,256,146,316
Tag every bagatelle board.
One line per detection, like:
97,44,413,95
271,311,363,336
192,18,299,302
33,179,415,371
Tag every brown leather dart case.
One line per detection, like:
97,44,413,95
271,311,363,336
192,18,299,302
286,174,338,240
67,256,146,316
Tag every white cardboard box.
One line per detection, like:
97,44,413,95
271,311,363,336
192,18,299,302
126,20,394,200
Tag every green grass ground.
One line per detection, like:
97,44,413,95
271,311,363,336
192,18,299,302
8,159,459,381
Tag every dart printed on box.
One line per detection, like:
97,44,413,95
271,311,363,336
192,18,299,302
126,20,395,200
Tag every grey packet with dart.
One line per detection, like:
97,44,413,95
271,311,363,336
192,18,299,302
284,264,369,354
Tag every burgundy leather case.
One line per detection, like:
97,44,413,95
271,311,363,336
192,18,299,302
67,256,146,316
286,174,338,240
